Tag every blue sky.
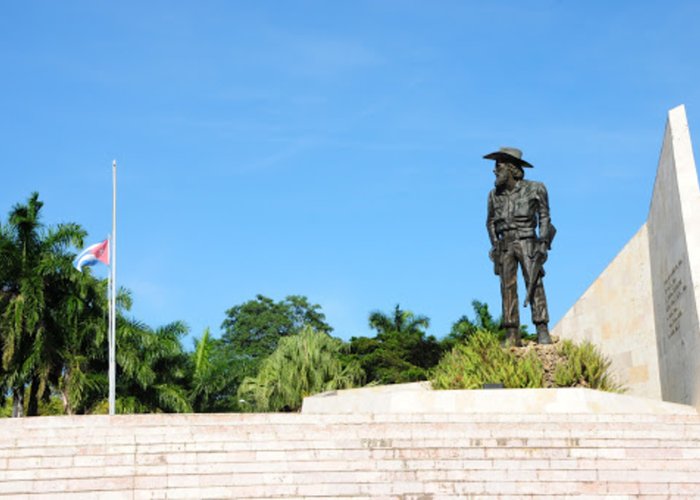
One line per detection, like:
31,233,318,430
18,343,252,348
2,1,700,347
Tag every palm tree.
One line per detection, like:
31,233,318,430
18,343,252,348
189,328,217,411
443,300,502,347
0,193,86,416
112,317,192,414
55,274,110,414
59,288,193,415
188,328,238,412
0,194,193,416
369,305,439,369
368,304,430,338
351,304,441,385
442,300,532,350
237,326,364,412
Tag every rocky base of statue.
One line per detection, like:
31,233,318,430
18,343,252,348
507,337,564,388
503,335,623,391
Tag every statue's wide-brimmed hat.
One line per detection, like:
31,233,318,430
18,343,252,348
483,147,533,168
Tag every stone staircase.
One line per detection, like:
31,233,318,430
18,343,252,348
1,409,700,499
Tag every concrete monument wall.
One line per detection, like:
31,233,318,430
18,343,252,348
647,105,700,406
552,224,661,400
553,105,700,409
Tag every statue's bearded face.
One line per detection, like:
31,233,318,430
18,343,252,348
494,161,513,188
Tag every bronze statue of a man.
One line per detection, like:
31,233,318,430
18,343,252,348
485,147,556,345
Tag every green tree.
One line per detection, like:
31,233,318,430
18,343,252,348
62,291,193,415
220,294,332,392
441,300,534,351
53,272,109,415
188,328,238,412
350,304,442,385
441,300,502,351
237,326,363,412
0,193,86,416
110,317,192,414
368,304,431,337
0,194,194,416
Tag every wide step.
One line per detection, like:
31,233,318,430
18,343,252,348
1,412,699,498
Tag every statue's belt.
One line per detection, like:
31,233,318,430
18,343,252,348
497,229,536,242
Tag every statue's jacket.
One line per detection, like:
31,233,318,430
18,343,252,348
487,179,554,244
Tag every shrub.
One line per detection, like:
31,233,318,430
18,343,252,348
553,340,623,392
431,329,544,389
237,326,364,412
432,331,623,393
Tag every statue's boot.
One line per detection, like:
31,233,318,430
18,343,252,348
536,323,552,344
504,327,521,347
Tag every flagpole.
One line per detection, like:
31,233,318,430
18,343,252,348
106,240,113,413
109,160,117,416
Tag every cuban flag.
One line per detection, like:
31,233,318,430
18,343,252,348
74,239,110,271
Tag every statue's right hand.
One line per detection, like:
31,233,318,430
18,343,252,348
489,246,497,262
